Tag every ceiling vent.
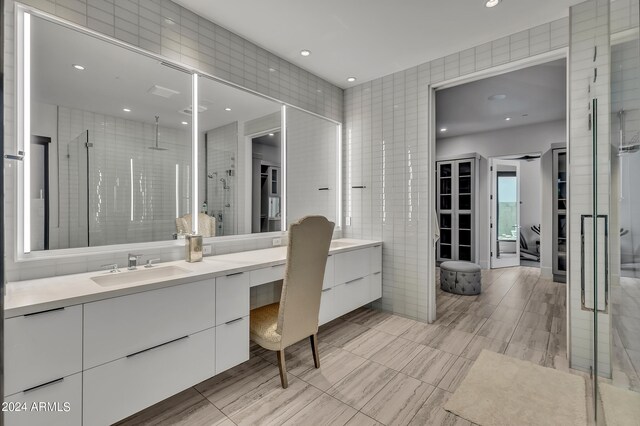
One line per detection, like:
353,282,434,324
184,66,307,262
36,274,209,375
180,105,208,116
148,85,180,98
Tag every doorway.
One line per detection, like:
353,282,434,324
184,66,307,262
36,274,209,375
490,159,520,269
250,130,282,233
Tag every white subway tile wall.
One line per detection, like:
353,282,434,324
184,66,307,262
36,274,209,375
3,0,341,281
343,17,572,322
205,122,238,236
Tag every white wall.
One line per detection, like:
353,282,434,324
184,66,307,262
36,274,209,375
437,119,565,270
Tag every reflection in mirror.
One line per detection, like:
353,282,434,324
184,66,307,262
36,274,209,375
29,15,193,250
197,76,282,237
286,107,339,226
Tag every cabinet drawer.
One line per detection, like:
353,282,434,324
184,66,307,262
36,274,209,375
5,372,82,426
340,275,371,314
5,305,82,396
370,272,382,300
215,316,249,374
335,248,371,285
370,245,382,274
250,264,285,287
319,287,338,325
83,279,215,369
323,255,335,289
83,327,215,426
216,272,250,325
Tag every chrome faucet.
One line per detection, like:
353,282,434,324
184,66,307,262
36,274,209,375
145,258,160,268
101,263,119,273
128,253,143,270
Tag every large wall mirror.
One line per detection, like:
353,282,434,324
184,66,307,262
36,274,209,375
17,7,340,255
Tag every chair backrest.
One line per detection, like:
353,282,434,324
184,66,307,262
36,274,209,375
175,213,217,237
277,216,335,348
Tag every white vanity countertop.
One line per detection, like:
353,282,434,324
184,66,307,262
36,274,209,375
5,238,381,318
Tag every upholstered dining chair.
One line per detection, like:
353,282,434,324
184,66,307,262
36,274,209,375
249,215,335,388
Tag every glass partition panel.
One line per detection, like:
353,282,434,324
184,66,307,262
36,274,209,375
285,107,339,226
197,76,282,237
29,14,193,250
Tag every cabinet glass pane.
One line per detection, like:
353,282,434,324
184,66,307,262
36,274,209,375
557,182,566,210
440,244,452,259
459,176,471,194
459,229,471,246
558,214,567,239
459,214,471,230
440,178,452,195
459,162,472,176
558,254,566,272
440,214,452,229
459,194,471,210
459,246,471,261
440,164,452,177
558,152,566,182
441,195,452,210
440,229,451,244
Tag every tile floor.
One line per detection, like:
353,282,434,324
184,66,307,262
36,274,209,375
117,266,590,426
610,276,640,392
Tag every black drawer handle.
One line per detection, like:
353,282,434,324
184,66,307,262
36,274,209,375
23,377,64,393
352,185,367,189
373,271,381,275
24,307,65,317
127,336,189,358
225,317,244,325
318,187,330,191
345,277,364,285
322,288,332,293
226,272,244,277
271,264,283,268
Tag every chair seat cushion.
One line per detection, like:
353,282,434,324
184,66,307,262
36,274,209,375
250,302,282,351
440,260,481,273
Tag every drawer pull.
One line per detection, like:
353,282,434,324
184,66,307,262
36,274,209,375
322,288,332,292
345,277,364,285
126,335,189,358
318,187,330,191
23,377,64,393
24,307,65,317
351,185,367,189
271,264,283,268
225,317,244,325
373,271,381,275
374,244,382,248
226,272,244,277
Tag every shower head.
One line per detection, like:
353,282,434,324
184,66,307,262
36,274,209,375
148,115,169,151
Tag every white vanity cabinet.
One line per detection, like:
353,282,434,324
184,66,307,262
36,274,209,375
5,240,381,425
215,272,250,374
319,244,382,325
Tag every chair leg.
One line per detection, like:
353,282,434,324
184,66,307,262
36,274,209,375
276,350,288,388
310,334,320,369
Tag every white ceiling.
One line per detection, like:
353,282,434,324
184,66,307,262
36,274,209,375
173,0,583,88
436,58,566,138
32,15,280,132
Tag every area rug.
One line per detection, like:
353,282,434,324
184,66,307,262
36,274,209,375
599,382,640,426
444,350,587,425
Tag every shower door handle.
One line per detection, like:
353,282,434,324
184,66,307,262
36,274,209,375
580,214,609,313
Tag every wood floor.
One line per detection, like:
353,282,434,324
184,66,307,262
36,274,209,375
611,276,640,392
116,266,590,426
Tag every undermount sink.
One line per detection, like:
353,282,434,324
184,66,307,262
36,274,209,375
330,241,354,249
91,265,191,287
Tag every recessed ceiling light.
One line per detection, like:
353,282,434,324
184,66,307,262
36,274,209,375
488,94,507,101
300,50,311,57
347,77,357,82
268,67,277,72
181,121,188,125
72,64,85,71
268,133,275,137
440,128,448,132
505,117,511,121
485,0,501,8
164,17,175,25
123,108,131,112
224,107,232,111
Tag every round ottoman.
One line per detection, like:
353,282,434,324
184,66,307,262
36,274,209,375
440,261,482,295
